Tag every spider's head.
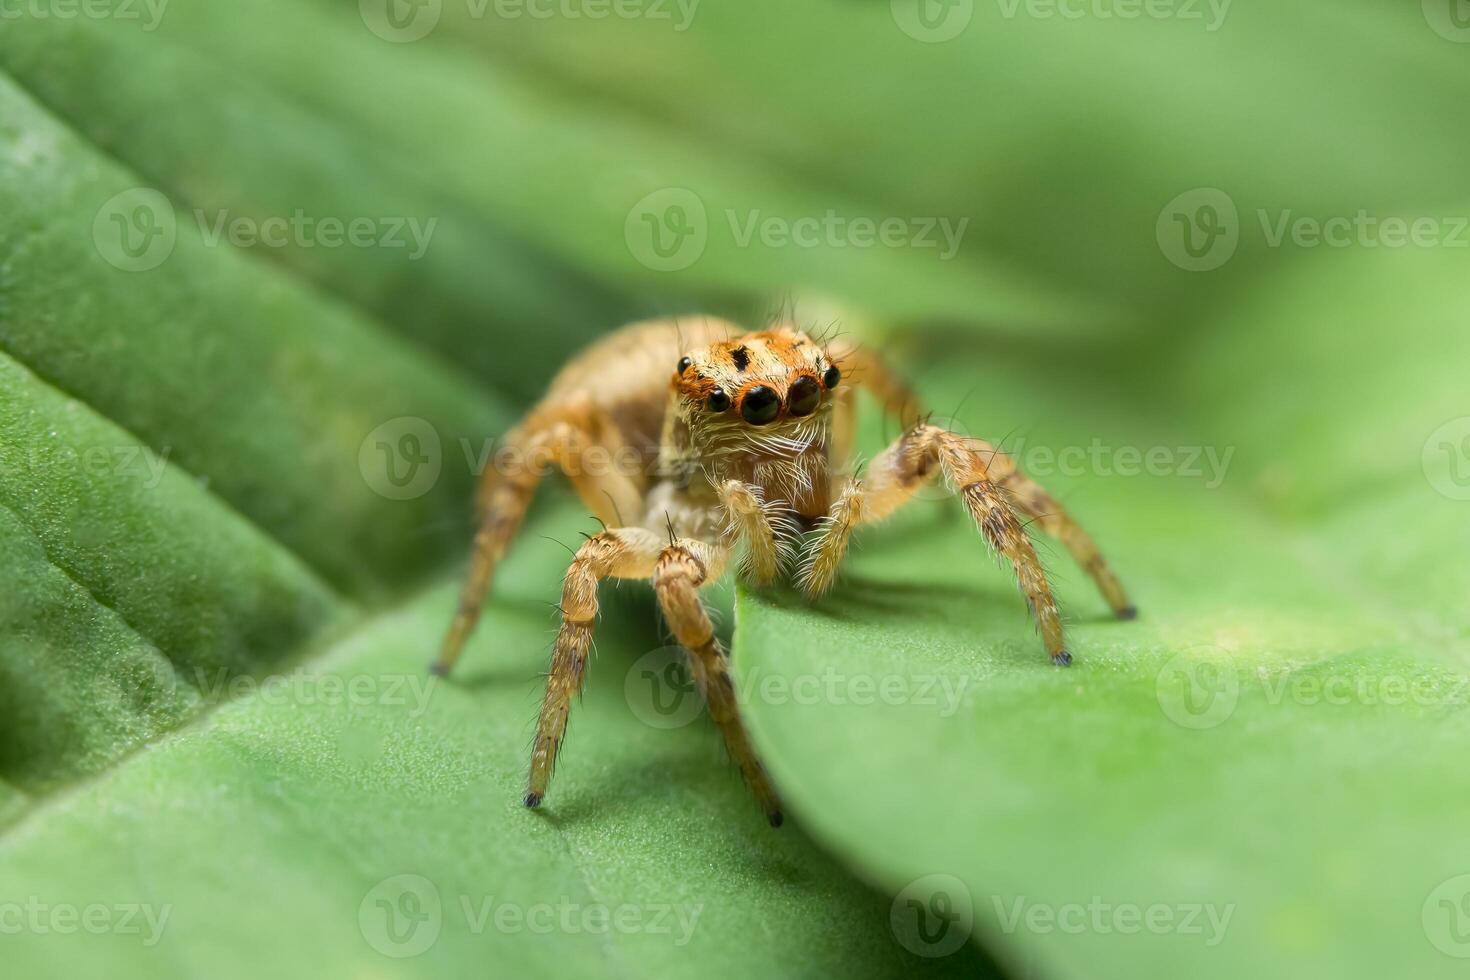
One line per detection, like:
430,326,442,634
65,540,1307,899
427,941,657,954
671,328,841,434
666,327,841,506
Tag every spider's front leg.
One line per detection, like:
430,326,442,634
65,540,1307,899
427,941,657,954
654,537,783,826
801,423,1076,665
526,527,664,808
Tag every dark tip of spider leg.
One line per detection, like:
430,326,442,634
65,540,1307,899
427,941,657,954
768,810,784,828
1117,606,1139,621
523,792,543,809
1052,650,1073,667
428,661,450,677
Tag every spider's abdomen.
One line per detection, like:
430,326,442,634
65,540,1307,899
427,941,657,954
536,316,745,492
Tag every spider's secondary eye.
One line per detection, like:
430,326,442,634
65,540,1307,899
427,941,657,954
823,365,841,389
787,376,821,417
707,387,731,412
740,386,780,425
677,356,693,374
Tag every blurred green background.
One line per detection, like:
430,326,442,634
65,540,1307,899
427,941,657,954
0,1,1467,978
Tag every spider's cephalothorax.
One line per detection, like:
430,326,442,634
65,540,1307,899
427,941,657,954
660,328,840,533
434,316,1136,828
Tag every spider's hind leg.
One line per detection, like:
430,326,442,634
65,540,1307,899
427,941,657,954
827,341,923,474
433,436,542,677
433,398,642,677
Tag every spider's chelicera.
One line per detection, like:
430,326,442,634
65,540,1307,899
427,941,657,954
433,317,1136,827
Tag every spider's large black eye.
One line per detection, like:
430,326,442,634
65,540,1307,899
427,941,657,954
823,365,841,389
677,356,692,374
787,376,821,417
707,387,731,412
740,385,780,425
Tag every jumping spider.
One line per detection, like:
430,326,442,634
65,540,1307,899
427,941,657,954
433,316,1135,827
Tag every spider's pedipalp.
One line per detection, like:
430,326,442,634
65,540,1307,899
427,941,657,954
718,479,798,584
797,479,863,598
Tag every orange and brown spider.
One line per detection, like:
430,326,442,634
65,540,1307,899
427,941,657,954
433,316,1135,827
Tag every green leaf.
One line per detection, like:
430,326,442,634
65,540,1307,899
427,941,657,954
0,11,657,401
0,2,1109,335
352,0,1470,337
0,69,506,598
3,2,1466,977
736,244,1470,979
2,516,984,978
0,14,988,979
